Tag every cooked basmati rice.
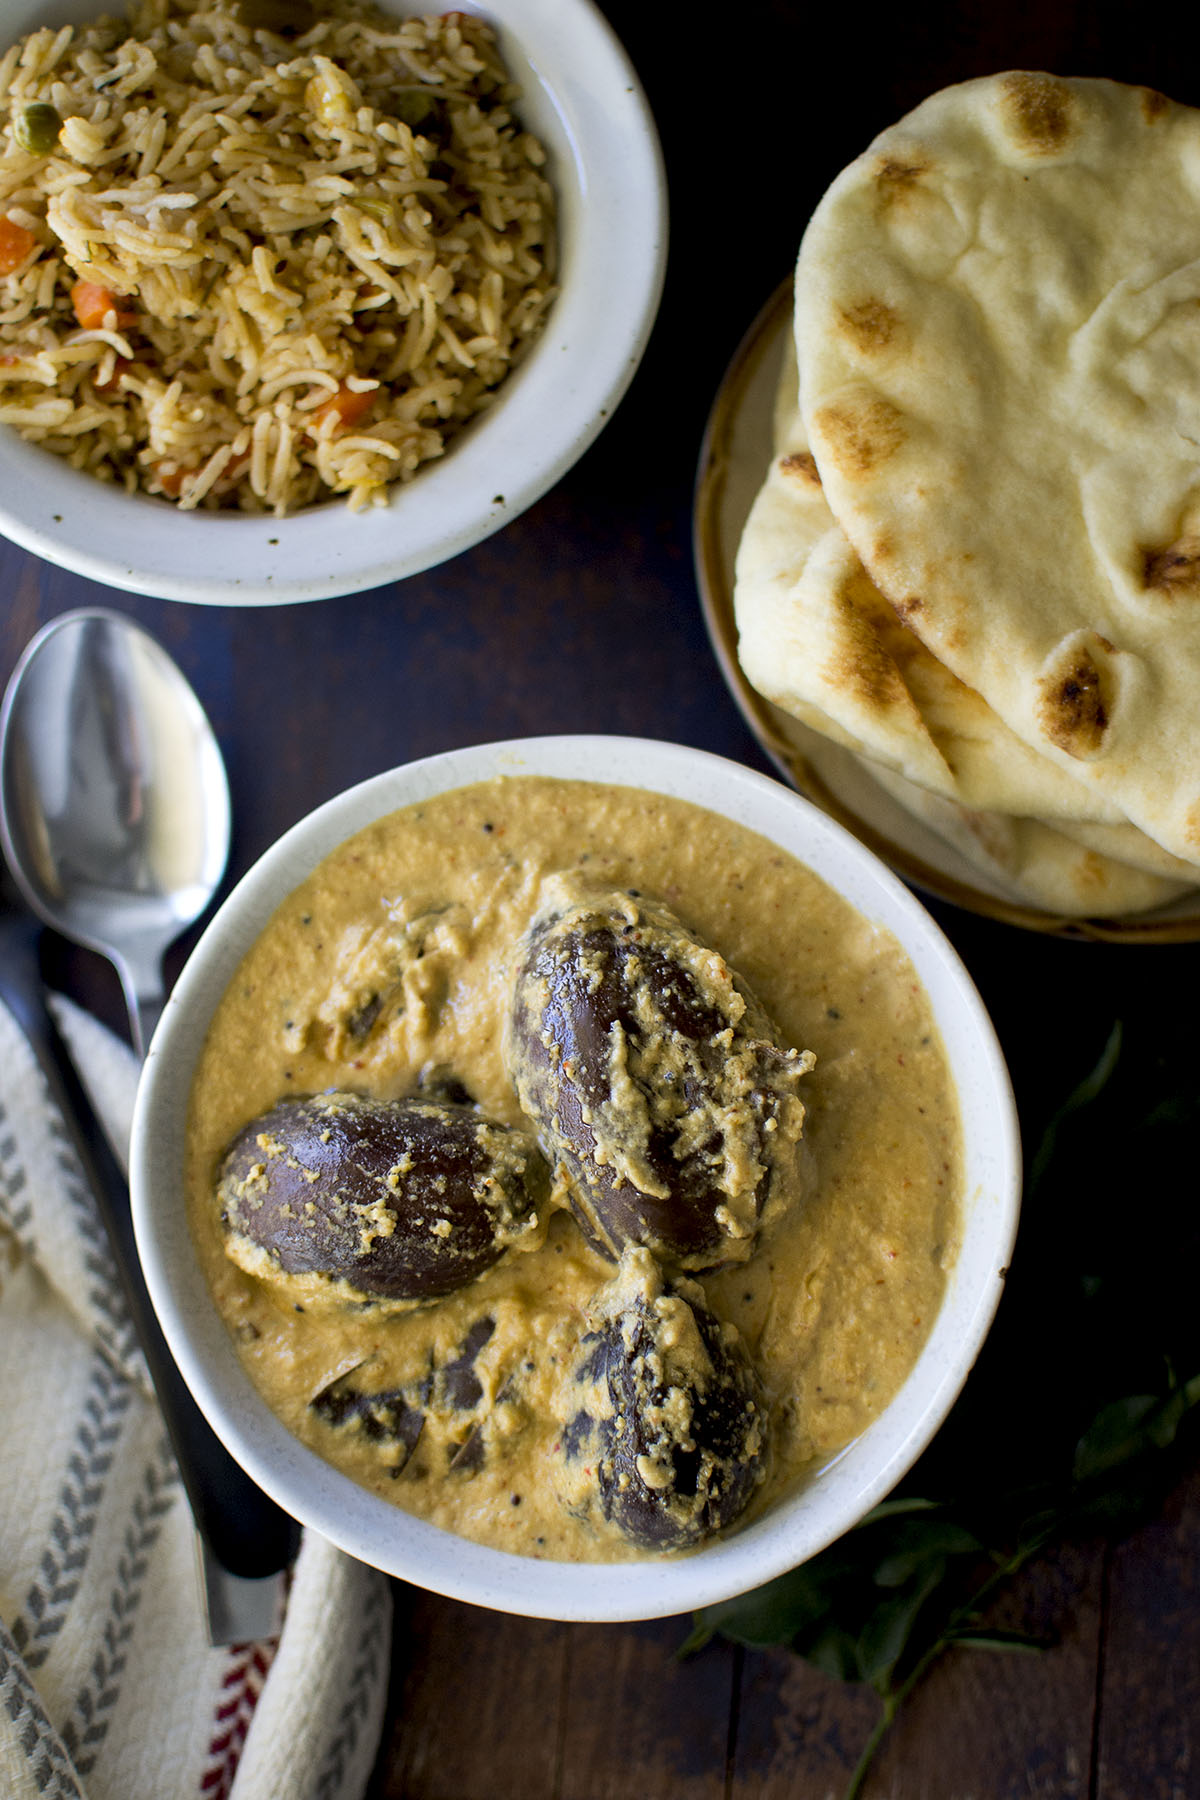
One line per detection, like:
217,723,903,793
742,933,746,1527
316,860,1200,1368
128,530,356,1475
0,0,556,513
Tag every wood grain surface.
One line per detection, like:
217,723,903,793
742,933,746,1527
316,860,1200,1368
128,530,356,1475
3,0,1200,1793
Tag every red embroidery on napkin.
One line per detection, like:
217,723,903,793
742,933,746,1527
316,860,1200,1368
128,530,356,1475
200,1642,274,1799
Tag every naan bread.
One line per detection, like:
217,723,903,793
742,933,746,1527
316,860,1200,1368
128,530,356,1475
793,73,1200,870
735,339,1128,823
737,690,1191,916
861,758,1193,917
1053,817,1200,883
734,340,1197,913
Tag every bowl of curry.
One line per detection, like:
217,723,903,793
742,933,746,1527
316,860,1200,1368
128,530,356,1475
130,735,1020,1621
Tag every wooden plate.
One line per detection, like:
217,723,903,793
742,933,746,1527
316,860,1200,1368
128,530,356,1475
693,281,1200,944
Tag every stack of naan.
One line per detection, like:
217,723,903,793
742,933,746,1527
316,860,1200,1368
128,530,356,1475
734,72,1200,917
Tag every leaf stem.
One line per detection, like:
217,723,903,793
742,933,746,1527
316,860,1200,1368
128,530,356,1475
840,1534,1053,1799
844,1695,897,1800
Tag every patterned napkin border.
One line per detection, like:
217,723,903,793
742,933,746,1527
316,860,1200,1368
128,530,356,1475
0,997,392,1800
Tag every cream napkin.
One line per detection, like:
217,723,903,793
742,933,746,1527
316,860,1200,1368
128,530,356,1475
0,995,392,1800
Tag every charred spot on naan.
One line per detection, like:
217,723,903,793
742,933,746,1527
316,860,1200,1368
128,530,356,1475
824,572,919,717
869,593,944,679
873,152,931,206
835,298,902,355
1140,535,1200,596
811,393,906,480
1139,86,1171,124
997,73,1079,156
779,450,822,489
1035,632,1117,759
1079,851,1115,893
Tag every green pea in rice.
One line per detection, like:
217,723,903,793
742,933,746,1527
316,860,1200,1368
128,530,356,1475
0,0,556,513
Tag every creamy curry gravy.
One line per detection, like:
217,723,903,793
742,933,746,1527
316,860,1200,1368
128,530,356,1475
187,777,962,1560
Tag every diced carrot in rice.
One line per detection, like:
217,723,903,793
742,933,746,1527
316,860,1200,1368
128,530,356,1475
153,464,190,497
70,280,138,330
308,384,375,435
0,217,36,276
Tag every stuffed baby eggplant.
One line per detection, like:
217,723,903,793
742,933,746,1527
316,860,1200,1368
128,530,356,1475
507,875,813,1272
218,1091,546,1307
553,1248,768,1551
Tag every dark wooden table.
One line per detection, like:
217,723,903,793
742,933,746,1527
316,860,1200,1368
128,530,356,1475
4,0,1200,1792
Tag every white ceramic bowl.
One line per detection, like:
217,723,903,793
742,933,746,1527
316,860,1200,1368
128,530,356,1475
131,736,1021,1622
0,0,665,604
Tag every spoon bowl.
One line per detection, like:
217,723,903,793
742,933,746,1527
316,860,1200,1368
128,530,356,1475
0,607,231,1053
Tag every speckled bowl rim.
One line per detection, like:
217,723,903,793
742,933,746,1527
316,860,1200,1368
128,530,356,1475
0,0,666,605
131,735,1021,1621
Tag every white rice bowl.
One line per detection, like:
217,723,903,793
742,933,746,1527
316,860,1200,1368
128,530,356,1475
0,0,665,602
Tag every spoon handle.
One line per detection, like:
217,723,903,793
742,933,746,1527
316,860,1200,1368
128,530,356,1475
1,930,301,1599
111,945,165,1061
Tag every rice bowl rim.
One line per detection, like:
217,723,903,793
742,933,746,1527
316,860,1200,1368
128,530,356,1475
130,733,1021,1622
0,0,667,605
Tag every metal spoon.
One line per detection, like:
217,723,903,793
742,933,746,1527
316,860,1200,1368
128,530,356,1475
0,606,230,1057
0,607,299,1641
